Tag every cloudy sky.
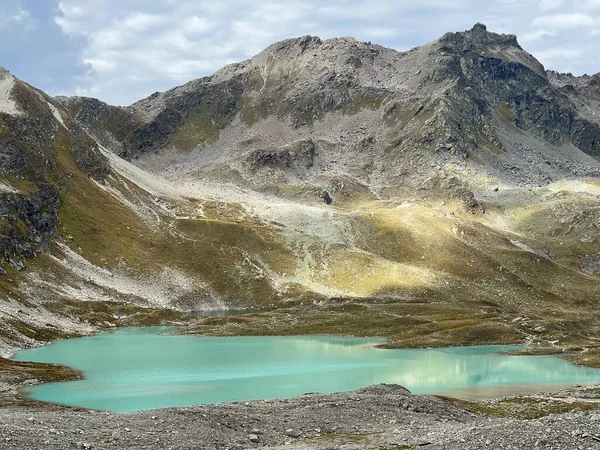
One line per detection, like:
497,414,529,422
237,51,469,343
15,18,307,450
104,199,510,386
1,0,599,105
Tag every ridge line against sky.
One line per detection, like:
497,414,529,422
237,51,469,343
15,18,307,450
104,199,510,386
1,0,599,106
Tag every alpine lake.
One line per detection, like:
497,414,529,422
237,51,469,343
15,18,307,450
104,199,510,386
11,327,600,412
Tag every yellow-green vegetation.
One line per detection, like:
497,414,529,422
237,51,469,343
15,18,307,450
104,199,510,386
3,93,600,361
503,347,570,356
0,358,80,383
53,135,297,301
342,94,385,115
568,348,600,368
352,202,599,309
451,396,600,420
169,112,219,152
241,97,260,126
58,166,153,271
45,300,188,328
0,263,29,304
58,175,295,300
162,192,600,349
0,358,80,407
4,319,78,342
0,176,38,194
18,147,600,353
183,301,523,348
498,102,517,121
509,193,600,273
323,249,436,297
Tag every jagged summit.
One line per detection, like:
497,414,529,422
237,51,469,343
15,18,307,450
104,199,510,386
261,34,323,55
79,23,596,194
442,22,517,45
437,23,544,77
29,23,600,190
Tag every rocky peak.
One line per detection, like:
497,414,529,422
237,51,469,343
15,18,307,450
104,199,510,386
58,25,600,188
440,23,518,52
56,95,142,156
437,23,544,77
547,70,600,90
266,35,323,55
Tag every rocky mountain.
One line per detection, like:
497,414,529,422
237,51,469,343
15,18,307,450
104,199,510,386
0,68,108,269
69,24,600,195
1,24,600,357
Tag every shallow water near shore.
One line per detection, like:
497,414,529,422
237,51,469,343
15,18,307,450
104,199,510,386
12,327,600,412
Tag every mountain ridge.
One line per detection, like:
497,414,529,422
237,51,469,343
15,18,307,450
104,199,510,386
0,24,599,360
60,23,600,197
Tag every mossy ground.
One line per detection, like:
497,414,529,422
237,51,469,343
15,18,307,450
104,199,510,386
55,141,296,302
49,171,600,357
449,395,600,420
0,358,81,408
169,112,219,152
44,300,189,328
498,102,517,121
568,348,600,368
0,358,80,384
183,300,524,348
4,319,78,342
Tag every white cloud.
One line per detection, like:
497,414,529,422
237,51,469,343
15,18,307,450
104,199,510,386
532,12,597,28
122,13,168,31
52,0,600,105
539,0,564,11
536,48,584,60
520,29,556,42
0,7,36,31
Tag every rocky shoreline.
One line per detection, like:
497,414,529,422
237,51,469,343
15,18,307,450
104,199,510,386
2,325,600,449
1,380,600,449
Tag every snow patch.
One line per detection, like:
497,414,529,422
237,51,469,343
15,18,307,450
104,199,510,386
0,72,21,116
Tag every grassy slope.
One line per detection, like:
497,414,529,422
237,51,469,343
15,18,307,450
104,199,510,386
2,113,600,358
41,164,600,348
55,145,296,303
181,191,600,350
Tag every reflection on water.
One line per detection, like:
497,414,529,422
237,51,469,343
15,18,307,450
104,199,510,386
12,328,600,412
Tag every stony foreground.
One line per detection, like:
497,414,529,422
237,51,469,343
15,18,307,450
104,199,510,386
0,384,599,449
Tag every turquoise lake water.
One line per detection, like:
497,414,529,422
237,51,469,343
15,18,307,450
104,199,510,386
12,327,600,412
